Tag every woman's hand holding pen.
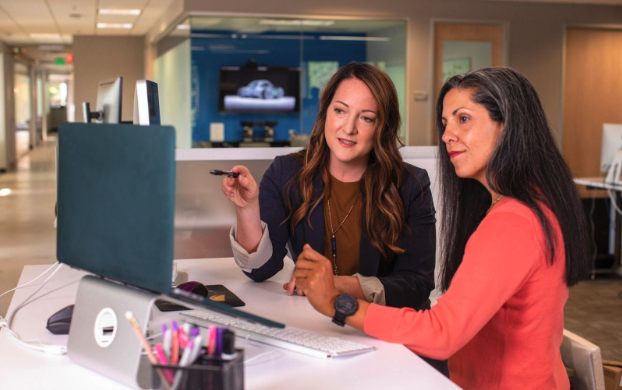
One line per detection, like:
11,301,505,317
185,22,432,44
220,165,259,209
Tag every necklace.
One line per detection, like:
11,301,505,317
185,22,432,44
327,192,360,275
486,195,505,215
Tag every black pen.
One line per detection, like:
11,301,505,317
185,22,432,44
209,170,239,178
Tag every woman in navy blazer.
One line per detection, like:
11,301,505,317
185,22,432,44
242,153,436,311
221,63,444,372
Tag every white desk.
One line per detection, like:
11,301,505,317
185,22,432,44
0,258,459,390
574,177,622,275
574,177,622,191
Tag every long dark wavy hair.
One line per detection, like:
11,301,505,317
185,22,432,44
285,62,406,258
436,67,590,291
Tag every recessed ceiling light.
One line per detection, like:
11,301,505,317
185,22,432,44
176,24,190,30
0,188,11,197
97,23,133,29
29,33,61,39
98,9,141,16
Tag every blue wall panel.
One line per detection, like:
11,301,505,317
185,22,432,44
191,31,366,143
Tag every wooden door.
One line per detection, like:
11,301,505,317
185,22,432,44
433,23,505,143
563,27,622,197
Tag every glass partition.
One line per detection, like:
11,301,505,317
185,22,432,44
155,16,406,148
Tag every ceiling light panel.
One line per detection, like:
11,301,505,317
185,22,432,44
97,23,133,29
98,9,141,15
30,33,62,39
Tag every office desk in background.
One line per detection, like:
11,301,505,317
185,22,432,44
574,177,622,275
0,258,459,390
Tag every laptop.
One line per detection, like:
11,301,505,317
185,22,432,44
57,122,283,327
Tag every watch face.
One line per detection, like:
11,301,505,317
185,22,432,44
335,294,358,315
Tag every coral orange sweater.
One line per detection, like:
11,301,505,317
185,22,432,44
364,198,570,390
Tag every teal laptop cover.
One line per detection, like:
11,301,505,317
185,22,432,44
57,123,176,293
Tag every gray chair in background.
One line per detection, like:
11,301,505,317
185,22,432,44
561,329,606,390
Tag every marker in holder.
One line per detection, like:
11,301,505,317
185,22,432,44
151,349,244,390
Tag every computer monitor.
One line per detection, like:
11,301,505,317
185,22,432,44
218,66,300,113
82,77,123,124
600,124,622,183
57,123,176,292
133,80,160,126
57,122,283,328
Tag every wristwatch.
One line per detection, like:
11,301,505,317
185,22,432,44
332,294,358,327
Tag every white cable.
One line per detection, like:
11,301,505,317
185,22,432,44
0,262,60,299
0,263,68,355
607,189,622,216
7,263,65,328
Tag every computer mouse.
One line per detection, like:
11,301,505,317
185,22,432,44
46,304,74,335
177,281,209,298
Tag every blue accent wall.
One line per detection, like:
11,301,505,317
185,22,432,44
191,31,367,142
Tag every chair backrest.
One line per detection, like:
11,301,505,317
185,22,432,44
561,329,606,390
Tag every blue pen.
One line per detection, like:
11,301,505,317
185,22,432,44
215,328,226,357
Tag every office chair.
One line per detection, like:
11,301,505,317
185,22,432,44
560,329,605,390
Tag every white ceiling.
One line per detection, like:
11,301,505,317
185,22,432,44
2,0,621,47
0,0,177,46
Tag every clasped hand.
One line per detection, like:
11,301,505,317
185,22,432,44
292,244,340,317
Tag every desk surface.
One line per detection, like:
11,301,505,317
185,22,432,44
0,258,459,390
574,176,622,191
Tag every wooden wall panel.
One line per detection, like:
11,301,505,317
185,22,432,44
563,28,622,197
433,23,504,142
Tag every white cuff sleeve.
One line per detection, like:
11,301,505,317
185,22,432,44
353,274,386,306
230,221,273,273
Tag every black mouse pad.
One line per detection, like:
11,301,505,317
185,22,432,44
155,284,245,312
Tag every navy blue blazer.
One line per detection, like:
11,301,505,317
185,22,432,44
244,154,437,311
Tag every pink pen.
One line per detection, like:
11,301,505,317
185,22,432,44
153,344,174,383
207,326,217,357
153,344,169,365
171,321,180,365
179,327,189,350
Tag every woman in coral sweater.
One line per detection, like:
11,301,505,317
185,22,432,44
293,67,591,390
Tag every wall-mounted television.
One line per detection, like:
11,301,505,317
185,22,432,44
218,66,301,113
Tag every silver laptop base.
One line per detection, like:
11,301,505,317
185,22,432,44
67,275,158,389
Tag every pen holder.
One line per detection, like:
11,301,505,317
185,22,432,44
152,350,244,390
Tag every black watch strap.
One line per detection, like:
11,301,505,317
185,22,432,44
332,311,347,327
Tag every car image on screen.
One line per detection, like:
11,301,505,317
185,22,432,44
237,80,285,99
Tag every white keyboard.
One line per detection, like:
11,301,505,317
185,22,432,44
180,309,375,359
